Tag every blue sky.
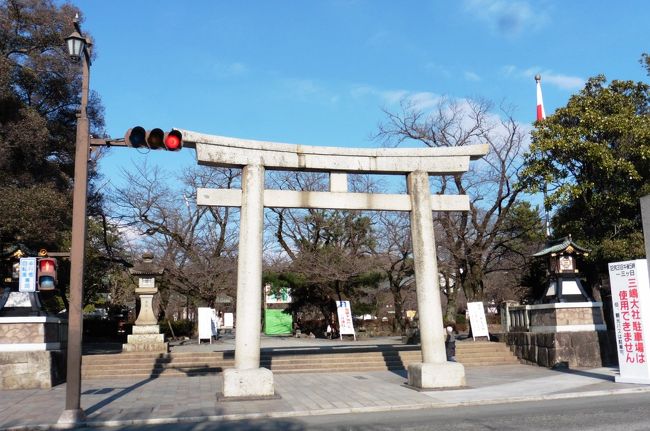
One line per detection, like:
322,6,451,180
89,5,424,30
73,0,649,184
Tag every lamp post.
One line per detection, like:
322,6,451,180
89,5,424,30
58,14,91,425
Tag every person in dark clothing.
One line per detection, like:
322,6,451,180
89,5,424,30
445,325,456,362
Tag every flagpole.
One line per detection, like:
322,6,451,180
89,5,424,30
536,74,551,238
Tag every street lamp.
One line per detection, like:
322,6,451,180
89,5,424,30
58,14,91,426
65,29,85,61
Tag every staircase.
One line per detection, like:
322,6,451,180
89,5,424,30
81,341,519,379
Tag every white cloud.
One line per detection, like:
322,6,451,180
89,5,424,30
539,73,584,90
285,78,320,96
350,85,375,99
464,71,482,82
503,65,584,91
501,64,517,77
381,90,411,105
213,61,249,77
463,0,549,37
350,85,441,111
408,92,441,111
281,78,341,105
425,62,452,77
349,85,409,105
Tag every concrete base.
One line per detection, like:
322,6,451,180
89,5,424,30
122,340,168,352
57,408,87,427
122,325,168,352
131,324,161,334
223,367,274,398
407,361,466,389
615,374,650,385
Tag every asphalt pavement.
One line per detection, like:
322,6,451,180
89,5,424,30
1,335,649,430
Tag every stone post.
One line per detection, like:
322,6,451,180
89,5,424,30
223,164,274,398
406,171,465,388
122,253,167,352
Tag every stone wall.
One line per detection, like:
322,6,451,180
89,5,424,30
0,317,68,389
0,350,66,389
0,321,64,344
506,330,617,368
530,307,605,327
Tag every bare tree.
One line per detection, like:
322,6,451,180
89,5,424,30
109,162,240,317
373,211,415,333
376,97,543,312
265,172,383,326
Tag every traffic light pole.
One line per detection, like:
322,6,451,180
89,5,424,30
58,24,90,426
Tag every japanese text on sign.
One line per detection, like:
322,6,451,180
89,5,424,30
336,300,356,336
608,259,650,384
615,276,645,364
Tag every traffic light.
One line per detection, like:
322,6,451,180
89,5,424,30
37,257,57,291
124,126,183,151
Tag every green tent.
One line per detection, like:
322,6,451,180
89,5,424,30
264,309,293,335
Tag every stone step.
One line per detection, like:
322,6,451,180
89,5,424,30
82,369,224,379
83,357,412,371
81,343,504,363
82,354,515,373
81,341,520,379
83,350,512,367
82,355,230,365
81,357,518,379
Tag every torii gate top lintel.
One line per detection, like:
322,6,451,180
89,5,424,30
181,129,488,175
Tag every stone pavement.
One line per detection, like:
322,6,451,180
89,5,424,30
2,336,649,430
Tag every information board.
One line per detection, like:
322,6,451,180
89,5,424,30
467,301,490,341
198,307,215,344
336,300,356,340
19,257,37,293
223,312,234,329
608,259,650,384
265,285,292,304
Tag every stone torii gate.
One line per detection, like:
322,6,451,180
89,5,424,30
181,129,488,398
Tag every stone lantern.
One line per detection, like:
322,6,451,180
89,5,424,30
122,252,167,352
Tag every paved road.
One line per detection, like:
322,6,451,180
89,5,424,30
79,392,650,430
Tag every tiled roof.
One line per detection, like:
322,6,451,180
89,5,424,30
532,236,590,257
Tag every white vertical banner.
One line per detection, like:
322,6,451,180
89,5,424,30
608,259,650,384
198,307,213,344
467,301,490,341
336,300,356,340
224,312,234,329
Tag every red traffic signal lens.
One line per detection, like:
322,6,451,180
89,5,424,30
127,126,146,147
147,128,165,149
164,130,183,151
39,258,55,273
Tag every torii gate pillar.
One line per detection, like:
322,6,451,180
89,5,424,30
222,164,274,397
407,171,465,388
